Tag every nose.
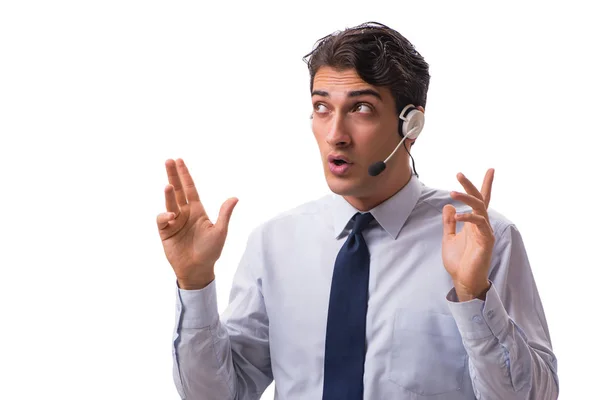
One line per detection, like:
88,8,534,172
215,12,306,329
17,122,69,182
325,114,351,148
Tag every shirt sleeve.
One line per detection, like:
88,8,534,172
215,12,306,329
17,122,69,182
446,224,559,399
172,228,273,400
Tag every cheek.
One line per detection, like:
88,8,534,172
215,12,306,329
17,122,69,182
311,124,328,148
355,127,383,146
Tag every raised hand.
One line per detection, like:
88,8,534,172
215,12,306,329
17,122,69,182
442,169,495,301
156,159,238,290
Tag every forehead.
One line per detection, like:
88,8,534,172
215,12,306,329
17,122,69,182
312,66,392,103
313,66,368,89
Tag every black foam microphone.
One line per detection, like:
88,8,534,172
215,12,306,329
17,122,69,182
368,161,387,176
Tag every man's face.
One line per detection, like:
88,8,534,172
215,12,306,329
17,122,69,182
311,66,406,201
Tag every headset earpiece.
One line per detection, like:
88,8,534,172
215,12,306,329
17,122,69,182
399,104,425,140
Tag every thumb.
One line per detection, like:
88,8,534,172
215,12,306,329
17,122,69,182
442,204,456,239
216,197,239,232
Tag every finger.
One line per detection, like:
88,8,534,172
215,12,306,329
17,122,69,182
449,191,487,216
455,212,494,236
480,168,495,209
457,173,484,201
442,204,457,238
164,184,180,215
157,212,176,230
165,159,188,206
175,158,201,203
215,197,239,232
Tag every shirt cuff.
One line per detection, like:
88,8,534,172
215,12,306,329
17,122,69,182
446,282,510,340
176,279,219,329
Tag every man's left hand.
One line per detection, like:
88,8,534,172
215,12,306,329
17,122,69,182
442,168,495,302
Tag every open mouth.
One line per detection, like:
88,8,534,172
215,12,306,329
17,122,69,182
332,159,347,166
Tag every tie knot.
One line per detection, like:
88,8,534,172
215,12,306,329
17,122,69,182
351,212,374,235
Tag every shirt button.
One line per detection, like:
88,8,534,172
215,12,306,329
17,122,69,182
472,315,483,324
486,310,494,319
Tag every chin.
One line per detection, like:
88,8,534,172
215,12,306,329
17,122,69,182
324,174,362,196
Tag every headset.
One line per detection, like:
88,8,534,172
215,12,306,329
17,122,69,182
368,104,424,176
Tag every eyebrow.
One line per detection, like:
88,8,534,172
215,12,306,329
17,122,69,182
311,89,382,101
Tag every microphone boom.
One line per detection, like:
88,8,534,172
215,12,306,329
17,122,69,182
367,135,408,177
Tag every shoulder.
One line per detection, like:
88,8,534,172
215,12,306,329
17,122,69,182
249,194,332,238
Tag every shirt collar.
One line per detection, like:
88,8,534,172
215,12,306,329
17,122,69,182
331,174,423,240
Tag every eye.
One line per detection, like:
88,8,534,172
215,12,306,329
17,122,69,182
353,103,373,113
314,103,328,114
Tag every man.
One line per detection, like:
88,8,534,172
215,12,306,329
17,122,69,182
157,22,558,399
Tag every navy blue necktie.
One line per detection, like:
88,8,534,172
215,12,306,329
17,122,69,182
322,212,375,400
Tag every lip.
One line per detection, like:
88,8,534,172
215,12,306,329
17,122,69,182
327,154,353,164
328,158,353,176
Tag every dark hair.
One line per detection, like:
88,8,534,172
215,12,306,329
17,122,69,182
303,21,430,115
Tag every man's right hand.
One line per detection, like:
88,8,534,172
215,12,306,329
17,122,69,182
156,158,239,290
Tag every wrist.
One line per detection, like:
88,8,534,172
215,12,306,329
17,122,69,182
453,280,491,302
177,272,215,291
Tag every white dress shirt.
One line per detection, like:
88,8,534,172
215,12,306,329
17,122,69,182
171,175,559,399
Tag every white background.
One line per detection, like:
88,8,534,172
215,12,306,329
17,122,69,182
1,1,598,399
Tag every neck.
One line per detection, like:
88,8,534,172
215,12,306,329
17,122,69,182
344,165,414,211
